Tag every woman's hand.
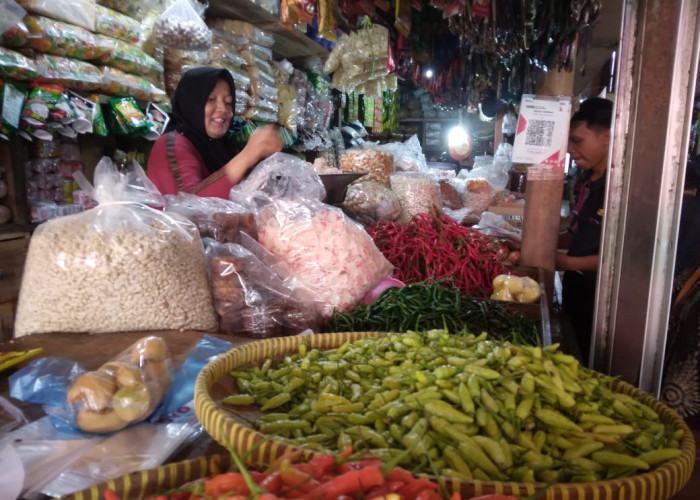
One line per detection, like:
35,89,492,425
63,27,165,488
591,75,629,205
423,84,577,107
224,125,284,185
244,125,284,162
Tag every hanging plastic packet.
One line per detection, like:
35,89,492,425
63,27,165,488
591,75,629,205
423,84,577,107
144,102,169,140
66,91,94,135
1,78,25,139
87,95,109,136
317,0,338,42
109,97,150,136
1,20,29,48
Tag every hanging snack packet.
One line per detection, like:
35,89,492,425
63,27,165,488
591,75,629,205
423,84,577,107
153,0,212,50
144,101,169,140
108,97,150,136
88,95,109,136
1,78,25,139
94,34,163,76
67,91,95,134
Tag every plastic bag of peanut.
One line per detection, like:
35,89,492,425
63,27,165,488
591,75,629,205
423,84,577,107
339,147,394,187
14,158,217,336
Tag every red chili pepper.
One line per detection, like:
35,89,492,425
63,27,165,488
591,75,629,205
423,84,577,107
104,490,121,500
396,476,439,498
415,489,445,500
204,472,250,497
306,466,385,500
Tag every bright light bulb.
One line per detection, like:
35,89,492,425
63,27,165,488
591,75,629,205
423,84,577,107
425,68,434,78
448,125,468,148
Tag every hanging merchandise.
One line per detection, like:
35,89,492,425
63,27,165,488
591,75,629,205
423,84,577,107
317,0,338,42
323,21,394,97
1,78,25,139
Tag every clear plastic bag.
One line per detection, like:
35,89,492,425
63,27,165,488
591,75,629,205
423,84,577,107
0,46,39,81
34,54,102,92
14,157,217,336
230,154,392,316
206,238,321,337
100,66,166,102
277,83,298,135
95,34,164,76
164,191,258,243
342,180,401,223
8,336,174,434
477,210,522,242
18,0,95,31
25,15,97,60
0,0,26,35
153,0,212,50
229,152,326,205
377,135,427,172
389,171,442,224
339,147,394,186
208,18,275,47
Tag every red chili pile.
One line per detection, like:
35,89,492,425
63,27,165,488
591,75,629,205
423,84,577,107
367,210,506,296
104,448,468,500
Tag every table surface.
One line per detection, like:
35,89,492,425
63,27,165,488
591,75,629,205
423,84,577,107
0,330,256,483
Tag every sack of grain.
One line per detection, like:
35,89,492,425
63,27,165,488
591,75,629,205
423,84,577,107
14,158,217,336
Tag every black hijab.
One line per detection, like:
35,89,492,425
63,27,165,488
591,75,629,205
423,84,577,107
166,67,236,173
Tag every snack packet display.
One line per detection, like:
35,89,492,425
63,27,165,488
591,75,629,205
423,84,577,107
95,5,142,44
24,15,97,60
1,20,29,48
0,47,39,81
100,66,166,102
97,0,156,20
154,0,211,50
144,102,169,140
1,78,26,138
34,54,102,92
108,97,151,136
94,35,164,76
14,157,218,336
17,0,96,32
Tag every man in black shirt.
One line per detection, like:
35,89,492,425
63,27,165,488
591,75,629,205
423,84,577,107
558,97,613,362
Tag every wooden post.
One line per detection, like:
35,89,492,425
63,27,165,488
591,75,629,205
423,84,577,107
519,70,575,300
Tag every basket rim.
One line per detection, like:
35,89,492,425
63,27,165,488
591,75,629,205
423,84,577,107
194,332,696,497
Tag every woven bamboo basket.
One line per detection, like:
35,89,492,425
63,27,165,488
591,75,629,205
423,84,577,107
193,332,695,500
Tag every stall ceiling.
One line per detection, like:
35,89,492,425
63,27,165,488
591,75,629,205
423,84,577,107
574,0,623,96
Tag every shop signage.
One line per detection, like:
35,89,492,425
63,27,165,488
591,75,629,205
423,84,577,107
512,94,572,169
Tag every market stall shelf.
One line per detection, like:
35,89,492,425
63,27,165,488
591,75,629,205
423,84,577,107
194,332,696,500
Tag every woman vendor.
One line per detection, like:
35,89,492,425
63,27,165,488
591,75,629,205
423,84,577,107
147,67,283,198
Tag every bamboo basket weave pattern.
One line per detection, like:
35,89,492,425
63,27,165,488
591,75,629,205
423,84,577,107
194,332,695,500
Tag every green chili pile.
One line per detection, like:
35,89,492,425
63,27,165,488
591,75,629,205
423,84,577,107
225,330,683,484
326,282,540,346
366,210,507,297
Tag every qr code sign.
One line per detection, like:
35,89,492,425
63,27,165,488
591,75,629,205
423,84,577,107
525,119,555,147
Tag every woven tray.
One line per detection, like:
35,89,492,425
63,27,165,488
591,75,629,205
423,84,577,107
194,332,695,500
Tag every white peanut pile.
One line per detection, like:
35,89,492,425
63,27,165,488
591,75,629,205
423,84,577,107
15,211,218,336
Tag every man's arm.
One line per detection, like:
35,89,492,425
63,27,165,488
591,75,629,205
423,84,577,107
556,252,599,271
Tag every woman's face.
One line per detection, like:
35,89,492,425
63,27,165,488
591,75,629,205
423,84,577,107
204,79,233,139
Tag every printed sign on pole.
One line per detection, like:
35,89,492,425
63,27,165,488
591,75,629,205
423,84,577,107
512,95,572,169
